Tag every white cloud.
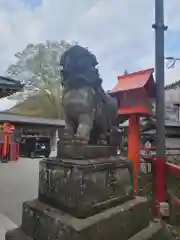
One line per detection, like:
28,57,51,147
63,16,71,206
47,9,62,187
0,0,180,98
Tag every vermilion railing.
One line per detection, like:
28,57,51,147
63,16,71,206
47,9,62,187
140,147,180,161
139,147,180,221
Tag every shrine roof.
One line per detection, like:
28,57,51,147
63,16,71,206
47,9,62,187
0,76,23,98
111,68,154,93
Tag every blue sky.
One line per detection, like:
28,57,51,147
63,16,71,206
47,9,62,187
0,0,180,109
22,0,41,8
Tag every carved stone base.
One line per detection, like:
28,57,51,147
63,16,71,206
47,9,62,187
6,197,151,240
57,144,117,159
39,156,133,218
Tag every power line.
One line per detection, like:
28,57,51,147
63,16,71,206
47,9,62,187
165,57,180,69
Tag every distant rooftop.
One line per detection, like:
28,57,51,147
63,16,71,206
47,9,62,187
0,76,23,99
0,112,65,127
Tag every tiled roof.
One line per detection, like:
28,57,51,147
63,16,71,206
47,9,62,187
0,76,23,98
0,112,65,127
0,76,21,86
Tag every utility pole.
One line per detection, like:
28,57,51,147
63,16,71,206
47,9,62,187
152,0,168,215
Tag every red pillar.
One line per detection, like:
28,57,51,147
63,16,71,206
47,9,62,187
154,156,166,215
128,115,140,194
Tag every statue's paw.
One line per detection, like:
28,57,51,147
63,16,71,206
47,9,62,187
60,131,75,145
74,135,89,145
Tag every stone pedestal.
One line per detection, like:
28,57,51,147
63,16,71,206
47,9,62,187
7,197,150,240
5,144,176,240
57,144,118,159
38,155,133,218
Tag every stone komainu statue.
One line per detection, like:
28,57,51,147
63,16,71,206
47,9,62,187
60,45,118,144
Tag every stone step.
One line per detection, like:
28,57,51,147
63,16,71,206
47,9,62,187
5,223,177,240
18,196,150,240
5,228,32,240
128,221,176,240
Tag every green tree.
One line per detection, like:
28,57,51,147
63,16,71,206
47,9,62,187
7,40,76,118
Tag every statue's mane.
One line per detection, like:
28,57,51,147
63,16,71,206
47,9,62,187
60,45,98,69
60,45,101,88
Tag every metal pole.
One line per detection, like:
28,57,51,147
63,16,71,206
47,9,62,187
152,0,168,214
153,0,167,156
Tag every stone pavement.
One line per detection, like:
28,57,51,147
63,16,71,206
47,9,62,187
0,157,41,239
0,157,39,232
0,214,17,240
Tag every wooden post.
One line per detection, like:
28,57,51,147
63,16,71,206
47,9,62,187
3,134,8,162
128,115,140,194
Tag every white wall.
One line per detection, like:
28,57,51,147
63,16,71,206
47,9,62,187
165,87,180,103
